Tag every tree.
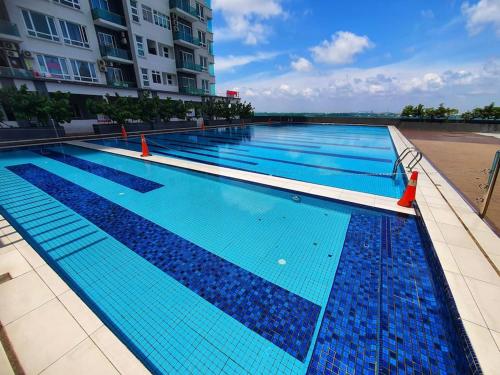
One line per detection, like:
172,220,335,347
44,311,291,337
172,100,188,119
86,94,139,125
137,92,160,123
158,97,176,121
239,101,254,118
48,91,73,126
401,105,414,117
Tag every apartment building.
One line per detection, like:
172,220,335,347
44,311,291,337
0,0,216,129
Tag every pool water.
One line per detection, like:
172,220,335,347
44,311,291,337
0,143,474,374
90,124,407,198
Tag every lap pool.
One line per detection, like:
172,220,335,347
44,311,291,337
90,123,407,198
0,137,475,373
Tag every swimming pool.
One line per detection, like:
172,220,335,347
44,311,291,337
90,123,407,198
0,143,475,374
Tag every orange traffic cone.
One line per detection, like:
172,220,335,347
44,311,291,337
121,125,127,138
140,134,151,157
398,171,418,207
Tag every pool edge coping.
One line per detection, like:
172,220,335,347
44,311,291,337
388,125,500,375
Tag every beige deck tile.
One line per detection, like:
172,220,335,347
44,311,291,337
15,242,46,269
0,342,14,375
0,244,16,256
464,278,500,332
36,264,70,296
91,326,150,375
436,222,478,249
428,207,463,227
0,250,32,279
3,299,87,375
462,321,500,375
59,290,103,335
40,338,118,375
432,241,461,273
449,245,500,286
444,271,486,327
491,330,500,351
0,271,54,325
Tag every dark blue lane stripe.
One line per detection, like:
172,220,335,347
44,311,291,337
33,149,163,193
251,136,391,150
156,138,394,179
176,134,392,163
126,140,258,166
7,163,320,362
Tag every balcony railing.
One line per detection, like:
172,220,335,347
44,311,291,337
100,46,131,60
0,20,20,37
169,0,197,17
91,8,126,26
176,60,203,72
173,31,201,46
208,64,215,76
107,78,137,88
208,43,214,56
0,66,33,79
179,86,206,95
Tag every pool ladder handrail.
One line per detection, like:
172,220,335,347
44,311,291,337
392,147,422,178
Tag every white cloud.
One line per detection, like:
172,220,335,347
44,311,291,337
291,57,313,72
421,9,435,19
216,52,279,72
462,0,500,36
310,31,374,65
212,0,285,44
219,58,500,112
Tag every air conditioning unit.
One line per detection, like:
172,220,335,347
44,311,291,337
4,42,15,50
22,50,33,58
6,50,19,58
97,59,107,72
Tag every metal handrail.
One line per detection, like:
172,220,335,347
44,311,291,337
480,150,500,218
392,147,422,178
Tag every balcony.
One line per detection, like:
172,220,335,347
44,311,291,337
0,66,33,79
0,20,22,42
208,64,215,77
99,46,133,64
106,78,137,88
208,43,214,56
173,31,201,48
176,60,203,73
91,8,126,30
179,86,206,96
169,0,199,22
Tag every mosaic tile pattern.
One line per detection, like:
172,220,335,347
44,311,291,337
307,213,473,374
32,149,163,193
7,163,321,362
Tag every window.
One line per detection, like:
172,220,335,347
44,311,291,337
91,0,109,9
106,67,124,83
196,3,204,20
153,10,170,29
162,46,170,58
152,70,161,84
199,56,207,71
147,39,157,55
59,20,89,48
142,5,153,23
162,73,176,85
197,31,206,47
141,68,149,86
54,0,80,9
36,54,70,79
135,35,144,57
201,79,209,93
70,59,98,82
181,51,194,65
22,10,59,41
98,32,115,48
130,0,139,22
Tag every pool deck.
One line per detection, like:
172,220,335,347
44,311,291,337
0,125,499,374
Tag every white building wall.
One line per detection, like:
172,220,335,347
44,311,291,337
5,0,106,85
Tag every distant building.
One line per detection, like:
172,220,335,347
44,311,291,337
0,0,217,131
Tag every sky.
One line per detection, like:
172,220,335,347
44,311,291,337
211,0,500,113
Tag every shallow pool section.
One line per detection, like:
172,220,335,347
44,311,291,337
0,145,474,374
90,123,406,198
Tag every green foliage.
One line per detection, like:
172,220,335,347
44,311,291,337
0,85,72,126
158,97,175,121
198,98,254,121
137,92,160,124
173,100,188,119
462,103,500,121
86,94,139,125
400,103,458,120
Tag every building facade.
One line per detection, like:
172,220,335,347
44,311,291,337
0,0,216,131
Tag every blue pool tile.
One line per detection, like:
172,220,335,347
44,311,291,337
7,163,321,362
307,213,475,374
33,149,163,193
